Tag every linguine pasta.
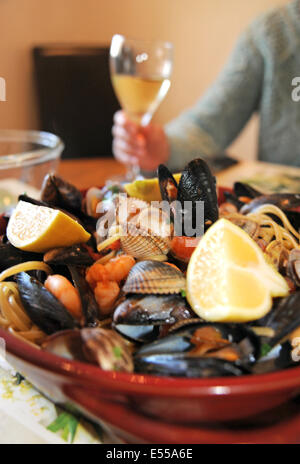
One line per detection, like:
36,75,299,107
0,261,51,346
246,204,300,249
0,281,45,346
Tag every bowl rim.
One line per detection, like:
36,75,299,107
0,129,64,169
2,326,300,398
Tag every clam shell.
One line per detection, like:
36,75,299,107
224,213,259,240
130,205,173,238
123,260,186,294
287,248,300,287
120,223,171,261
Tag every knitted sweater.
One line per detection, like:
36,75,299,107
165,0,300,171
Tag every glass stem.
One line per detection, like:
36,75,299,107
126,164,141,182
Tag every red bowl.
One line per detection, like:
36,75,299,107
2,185,300,443
2,327,300,443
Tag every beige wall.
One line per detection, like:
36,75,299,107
0,0,288,159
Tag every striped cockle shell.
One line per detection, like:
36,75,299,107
120,223,171,261
122,260,186,294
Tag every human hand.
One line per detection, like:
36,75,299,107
112,111,170,171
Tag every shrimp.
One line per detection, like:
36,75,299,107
86,263,110,288
94,280,120,316
86,254,135,287
86,254,135,316
103,254,135,282
44,275,82,320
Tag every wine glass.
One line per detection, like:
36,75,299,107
110,34,173,181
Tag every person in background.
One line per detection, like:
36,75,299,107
112,0,300,172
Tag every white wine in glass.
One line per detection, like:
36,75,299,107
110,35,173,180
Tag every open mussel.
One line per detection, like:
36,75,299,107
41,173,83,213
123,260,186,295
134,322,260,377
16,272,76,335
68,265,99,326
233,182,262,200
113,294,194,343
135,355,247,378
254,292,300,349
223,181,262,210
158,158,219,236
249,292,300,374
0,242,43,272
114,294,192,325
39,174,97,233
241,193,300,215
44,244,94,267
240,193,300,229
251,342,297,375
158,164,178,204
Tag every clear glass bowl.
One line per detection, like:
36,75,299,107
0,130,64,212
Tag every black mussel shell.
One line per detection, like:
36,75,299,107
157,164,178,203
233,182,262,200
135,322,260,358
0,243,42,271
223,191,245,210
16,272,76,334
251,341,298,375
44,245,94,267
41,173,83,213
240,194,300,230
134,322,260,377
113,294,194,343
241,193,300,214
18,194,51,208
255,293,300,348
177,158,219,232
68,266,99,326
113,294,193,326
114,323,161,343
135,355,246,377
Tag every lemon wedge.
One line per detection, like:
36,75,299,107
186,218,289,322
7,200,91,253
124,173,181,202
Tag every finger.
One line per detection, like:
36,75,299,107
113,110,124,124
114,149,137,166
113,137,146,158
113,110,139,135
112,125,146,149
113,147,138,166
112,140,139,165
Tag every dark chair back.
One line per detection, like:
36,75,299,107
33,45,120,159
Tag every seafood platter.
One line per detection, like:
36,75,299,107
1,158,300,443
